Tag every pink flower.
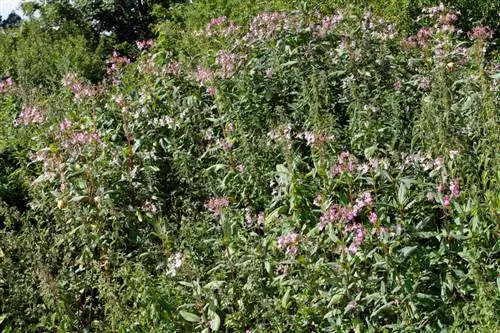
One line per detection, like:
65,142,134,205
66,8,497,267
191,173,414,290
237,164,245,172
442,195,450,207
277,232,300,256
362,192,373,206
207,197,230,216
348,243,358,254
449,150,459,159
14,106,44,126
355,228,365,243
265,68,274,78
59,119,72,131
136,39,154,50
206,86,216,95
369,211,377,224
346,300,357,311
449,179,460,197
468,26,494,40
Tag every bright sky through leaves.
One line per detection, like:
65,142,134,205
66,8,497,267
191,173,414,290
0,0,22,19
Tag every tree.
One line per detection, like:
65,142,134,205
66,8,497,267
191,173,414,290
0,12,22,29
21,0,186,46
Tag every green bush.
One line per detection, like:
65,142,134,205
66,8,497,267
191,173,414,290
0,1,498,332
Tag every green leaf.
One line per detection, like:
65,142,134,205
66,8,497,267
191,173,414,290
399,246,418,259
281,288,291,309
179,310,201,323
203,280,225,290
209,311,221,331
328,294,343,307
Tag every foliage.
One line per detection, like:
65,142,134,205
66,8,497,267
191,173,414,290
0,1,499,332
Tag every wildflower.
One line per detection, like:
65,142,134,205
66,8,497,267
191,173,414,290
419,76,431,90
136,39,154,50
207,197,230,216
276,263,289,275
256,212,264,225
449,150,459,159
449,179,460,197
346,300,357,311
265,68,274,78
237,164,246,172
313,194,323,207
348,243,358,254
196,66,215,86
221,138,233,151
14,106,44,126
369,211,377,224
167,252,185,276
468,26,494,40
215,51,243,78
393,80,403,91
142,200,158,215
276,232,299,256
245,208,253,225
362,192,373,206
442,195,451,207
207,86,216,95
59,119,72,132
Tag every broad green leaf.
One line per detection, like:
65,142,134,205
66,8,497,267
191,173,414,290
179,310,201,323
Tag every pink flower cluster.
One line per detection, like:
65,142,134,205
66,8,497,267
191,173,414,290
107,51,131,83
215,51,244,78
400,152,444,171
468,26,494,40
245,209,264,226
437,178,461,207
330,151,356,176
345,224,365,254
318,13,343,35
295,131,334,147
196,16,240,38
318,192,374,231
14,106,44,126
60,131,101,149
267,123,292,144
164,61,181,76
141,200,158,215
405,28,434,48
195,66,216,86
136,39,154,50
207,197,230,216
59,118,72,131
423,2,445,14
0,76,13,93
245,12,291,41
62,73,96,101
277,232,299,256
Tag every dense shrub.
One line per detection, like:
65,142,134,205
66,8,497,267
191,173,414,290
0,1,498,332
